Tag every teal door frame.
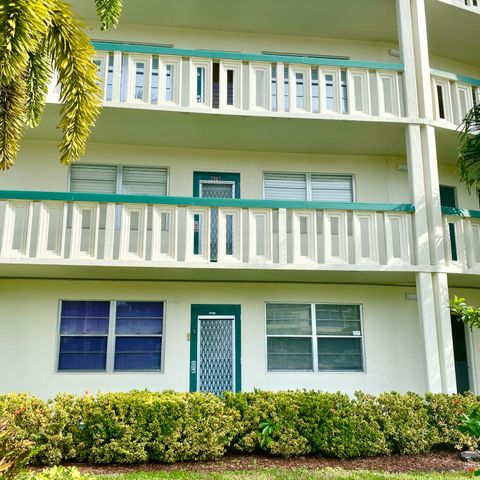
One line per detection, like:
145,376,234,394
189,304,241,393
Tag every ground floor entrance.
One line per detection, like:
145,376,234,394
451,314,471,393
189,304,241,395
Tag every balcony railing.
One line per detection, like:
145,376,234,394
0,191,415,270
431,69,480,126
47,42,406,121
452,0,480,10
443,208,480,271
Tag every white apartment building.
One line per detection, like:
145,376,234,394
0,0,479,398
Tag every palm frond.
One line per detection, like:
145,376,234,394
0,0,50,84
94,0,123,30
47,0,102,165
25,47,51,128
458,104,480,192
0,79,27,170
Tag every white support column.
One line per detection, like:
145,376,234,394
410,0,434,119
433,272,457,393
421,125,446,266
406,125,430,265
396,0,419,118
416,272,443,393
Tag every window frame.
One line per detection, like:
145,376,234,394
67,163,170,197
55,300,166,374
264,301,365,374
262,171,356,202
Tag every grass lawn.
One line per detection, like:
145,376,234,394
93,469,470,480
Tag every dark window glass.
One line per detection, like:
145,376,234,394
114,337,162,371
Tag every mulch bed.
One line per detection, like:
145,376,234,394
61,451,476,474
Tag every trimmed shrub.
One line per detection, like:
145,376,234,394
0,418,33,480
426,392,480,450
2,390,480,464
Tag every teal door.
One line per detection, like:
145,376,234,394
193,172,240,262
189,304,241,394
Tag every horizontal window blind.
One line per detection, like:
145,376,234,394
70,165,168,196
264,172,353,202
264,173,307,200
122,166,168,196
311,174,353,202
70,165,117,194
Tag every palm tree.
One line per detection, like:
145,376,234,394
458,103,480,191
0,0,123,170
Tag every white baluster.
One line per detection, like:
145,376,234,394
219,60,242,110
111,51,122,104
69,202,100,260
119,204,148,260
376,71,401,117
0,201,32,258
384,213,411,265
36,201,67,258
292,210,317,263
323,211,348,264
151,205,177,261
217,208,242,263
185,207,210,262
347,68,371,115
352,212,379,265
248,209,273,263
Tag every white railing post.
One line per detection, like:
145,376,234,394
103,203,116,260
384,212,411,265
278,208,287,263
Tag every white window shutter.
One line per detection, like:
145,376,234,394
311,175,353,202
264,173,307,200
70,165,117,194
122,167,168,196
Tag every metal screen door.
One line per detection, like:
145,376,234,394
200,182,234,261
197,315,235,395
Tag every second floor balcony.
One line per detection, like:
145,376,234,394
0,191,417,281
47,43,407,123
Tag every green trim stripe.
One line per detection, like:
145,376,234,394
0,190,415,213
92,41,404,71
431,68,480,88
442,206,480,219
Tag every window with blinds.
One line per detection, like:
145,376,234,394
264,172,353,202
69,164,168,196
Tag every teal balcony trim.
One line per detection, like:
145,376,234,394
0,190,415,212
92,41,404,72
431,68,480,88
442,206,480,218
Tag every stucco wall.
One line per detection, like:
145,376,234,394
0,140,412,204
0,279,425,398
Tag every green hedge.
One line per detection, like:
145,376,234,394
1,390,479,464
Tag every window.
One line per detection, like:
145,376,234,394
69,164,168,196
266,303,364,372
264,172,354,202
58,300,164,372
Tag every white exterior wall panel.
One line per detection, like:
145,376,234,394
0,279,425,398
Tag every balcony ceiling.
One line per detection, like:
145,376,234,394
73,0,398,42
25,105,407,158
426,0,480,66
